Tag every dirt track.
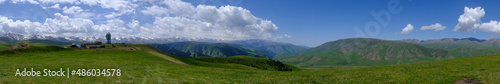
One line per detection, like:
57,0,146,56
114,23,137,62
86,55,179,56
147,51,188,65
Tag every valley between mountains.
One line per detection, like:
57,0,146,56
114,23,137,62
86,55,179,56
149,38,500,68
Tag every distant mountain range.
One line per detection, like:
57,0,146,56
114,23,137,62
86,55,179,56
398,37,500,58
275,38,452,68
229,39,309,55
276,38,500,68
151,42,275,59
398,38,500,50
150,39,310,59
398,37,491,45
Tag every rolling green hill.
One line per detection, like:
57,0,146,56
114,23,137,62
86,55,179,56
0,44,499,83
275,38,453,68
230,39,308,55
481,38,500,47
148,44,193,58
448,45,500,58
152,42,275,59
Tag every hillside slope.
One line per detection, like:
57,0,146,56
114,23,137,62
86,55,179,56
148,44,193,58
418,38,481,50
275,38,452,67
481,38,500,47
229,39,308,55
152,42,275,59
0,44,499,83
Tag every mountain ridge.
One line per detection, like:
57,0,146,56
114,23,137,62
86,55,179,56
275,38,452,67
398,37,500,50
152,41,275,59
398,37,496,44
229,39,309,55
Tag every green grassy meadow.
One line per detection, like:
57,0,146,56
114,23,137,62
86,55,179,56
0,44,498,83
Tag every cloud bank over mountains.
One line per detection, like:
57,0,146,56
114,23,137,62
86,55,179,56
401,6,499,35
454,7,500,34
0,0,280,41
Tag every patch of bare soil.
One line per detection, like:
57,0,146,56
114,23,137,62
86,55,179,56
5,44,29,50
147,51,187,65
453,78,486,84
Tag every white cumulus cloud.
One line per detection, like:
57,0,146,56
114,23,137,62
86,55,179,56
49,4,60,9
98,0,137,18
61,6,95,18
0,0,281,40
0,17,49,35
0,0,6,4
62,6,83,14
25,0,137,19
11,0,39,4
0,13,133,37
477,21,500,34
454,7,484,32
44,13,97,36
453,6,500,35
127,19,144,33
420,23,447,31
38,0,80,4
79,0,98,6
141,5,169,16
127,0,278,40
401,24,414,34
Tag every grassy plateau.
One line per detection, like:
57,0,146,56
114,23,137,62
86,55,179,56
0,44,498,83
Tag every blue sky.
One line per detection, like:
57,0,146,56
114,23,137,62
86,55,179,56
210,0,500,47
0,0,500,47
